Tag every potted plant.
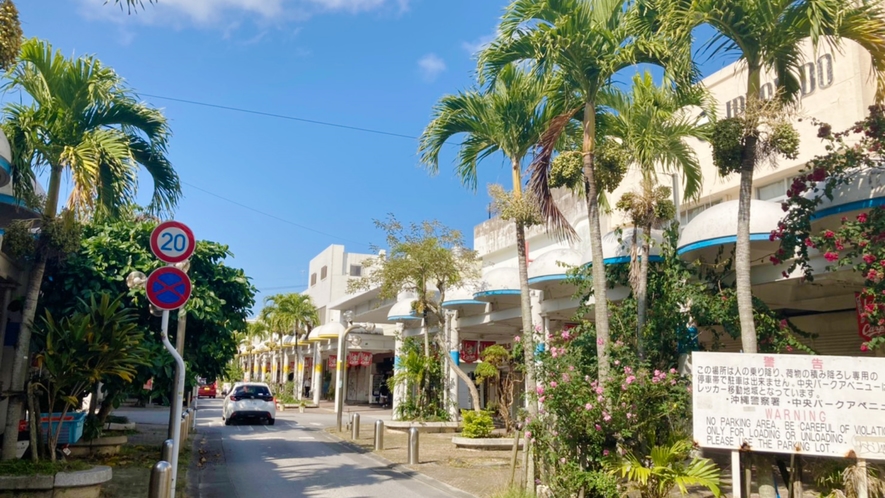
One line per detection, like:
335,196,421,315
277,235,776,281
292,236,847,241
298,399,308,413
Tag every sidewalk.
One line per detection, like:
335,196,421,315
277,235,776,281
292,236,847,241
327,424,523,498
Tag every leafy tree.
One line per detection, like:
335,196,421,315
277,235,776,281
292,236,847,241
35,216,254,416
473,344,524,433
32,293,148,462
419,63,557,417
1,38,179,459
478,0,692,384
349,215,483,413
675,0,885,358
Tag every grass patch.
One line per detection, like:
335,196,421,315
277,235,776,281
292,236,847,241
488,486,534,498
0,459,91,476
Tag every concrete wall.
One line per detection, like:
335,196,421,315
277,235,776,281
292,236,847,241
303,244,374,325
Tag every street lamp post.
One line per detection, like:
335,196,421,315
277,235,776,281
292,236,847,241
335,313,375,432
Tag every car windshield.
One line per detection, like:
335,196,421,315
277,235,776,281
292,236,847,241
233,385,271,399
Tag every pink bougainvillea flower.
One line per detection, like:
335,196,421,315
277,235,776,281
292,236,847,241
585,403,593,410
625,375,636,385
671,379,677,385
614,360,620,366
534,324,542,333
865,254,877,264
786,346,794,352
623,366,633,374
654,369,661,377
804,238,815,248
824,230,836,239
595,424,601,432
595,386,603,395
603,450,610,456
603,412,612,422
858,212,868,223
560,457,566,464
568,365,575,371
670,368,677,374
539,396,546,403
824,251,839,262
514,335,521,343
597,395,604,402
597,338,604,346
550,381,558,388
525,431,532,439
779,319,788,329
861,344,870,352
536,385,545,395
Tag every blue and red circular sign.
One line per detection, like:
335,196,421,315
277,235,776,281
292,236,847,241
150,221,195,264
146,267,192,310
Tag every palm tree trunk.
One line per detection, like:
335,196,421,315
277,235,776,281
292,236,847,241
581,101,611,383
637,227,650,360
510,157,537,417
1,163,63,460
515,222,537,417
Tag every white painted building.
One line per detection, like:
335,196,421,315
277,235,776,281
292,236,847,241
315,39,885,421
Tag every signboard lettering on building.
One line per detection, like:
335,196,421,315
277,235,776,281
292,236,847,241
725,53,835,118
461,340,479,363
327,355,337,370
855,292,885,341
359,352,373,367
692,351,885,459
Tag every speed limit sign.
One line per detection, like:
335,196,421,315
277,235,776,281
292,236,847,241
150,221,195,264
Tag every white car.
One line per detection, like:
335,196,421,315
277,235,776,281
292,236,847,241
223,382,276,425
221,381,246,413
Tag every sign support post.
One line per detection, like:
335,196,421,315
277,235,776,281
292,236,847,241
159,309,185,498
858,459,869,498
731,450,741,498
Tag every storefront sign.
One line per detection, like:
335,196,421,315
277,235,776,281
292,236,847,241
359,352,373,367
327,355,336,369
347,352,360,366
855,292,885,341
725,53,834,118
460,340,497,363
692,351,885,459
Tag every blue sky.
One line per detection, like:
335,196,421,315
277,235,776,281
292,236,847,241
13,1,733,315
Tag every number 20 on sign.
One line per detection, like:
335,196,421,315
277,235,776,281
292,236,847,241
150,221,195,263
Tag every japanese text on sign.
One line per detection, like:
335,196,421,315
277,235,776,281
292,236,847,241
692,352,885,459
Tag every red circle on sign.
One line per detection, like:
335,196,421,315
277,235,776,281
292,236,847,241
150,221,195,264
146,267,192,310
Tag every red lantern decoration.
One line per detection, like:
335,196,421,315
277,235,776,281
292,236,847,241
327,355,337,369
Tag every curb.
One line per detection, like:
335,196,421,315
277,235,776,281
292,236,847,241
321,428,478,498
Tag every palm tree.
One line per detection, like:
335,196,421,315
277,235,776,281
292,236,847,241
605,71,710,356
260,293,318,385
419,64,556,416
478,0,690,383
244,320,270,381
1,39,180,460
676,0,885,357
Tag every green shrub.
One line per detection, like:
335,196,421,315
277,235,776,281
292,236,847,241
461,410,494,438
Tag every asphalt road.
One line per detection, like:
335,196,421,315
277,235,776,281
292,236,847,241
189,399,472,498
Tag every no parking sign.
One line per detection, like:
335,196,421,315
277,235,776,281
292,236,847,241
146,266,192,310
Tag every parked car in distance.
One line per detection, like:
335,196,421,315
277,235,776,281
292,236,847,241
223,383,275,425
198,382,217,398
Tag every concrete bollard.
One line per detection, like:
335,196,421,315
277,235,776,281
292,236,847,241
374,420,384,451
148,461,172,498
351,413,360,440
408,427,419,465
161,439,174,463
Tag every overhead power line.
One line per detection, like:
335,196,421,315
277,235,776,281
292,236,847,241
182,181,372,248
141,93,419,140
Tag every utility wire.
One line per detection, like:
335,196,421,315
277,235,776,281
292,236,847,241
182,181,372,248
141,93,420,140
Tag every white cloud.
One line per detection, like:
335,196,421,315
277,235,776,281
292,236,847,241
417,53,446,82
79,0,409,28
462,28,502,56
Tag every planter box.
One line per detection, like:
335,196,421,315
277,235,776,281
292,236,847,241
0,465,111,498
452,436,524,450
103,422,135,431
68,436,128,458
385,421,461,434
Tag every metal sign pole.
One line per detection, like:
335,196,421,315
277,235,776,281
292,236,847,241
160,309,186,498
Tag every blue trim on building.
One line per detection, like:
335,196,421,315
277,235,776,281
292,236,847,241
450,351,460,366
811,197,885,220
676,233,772,255
473,289,520,299
0,193,30,209
388,315,420,321
441,299,486,307
601,255,664,265
0,157,9,173
527,274,569,285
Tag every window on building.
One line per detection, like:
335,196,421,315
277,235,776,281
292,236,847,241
321,266,328,280
756,177,793,202
680,199,721,225
310,273,317,286
349,265,362,277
